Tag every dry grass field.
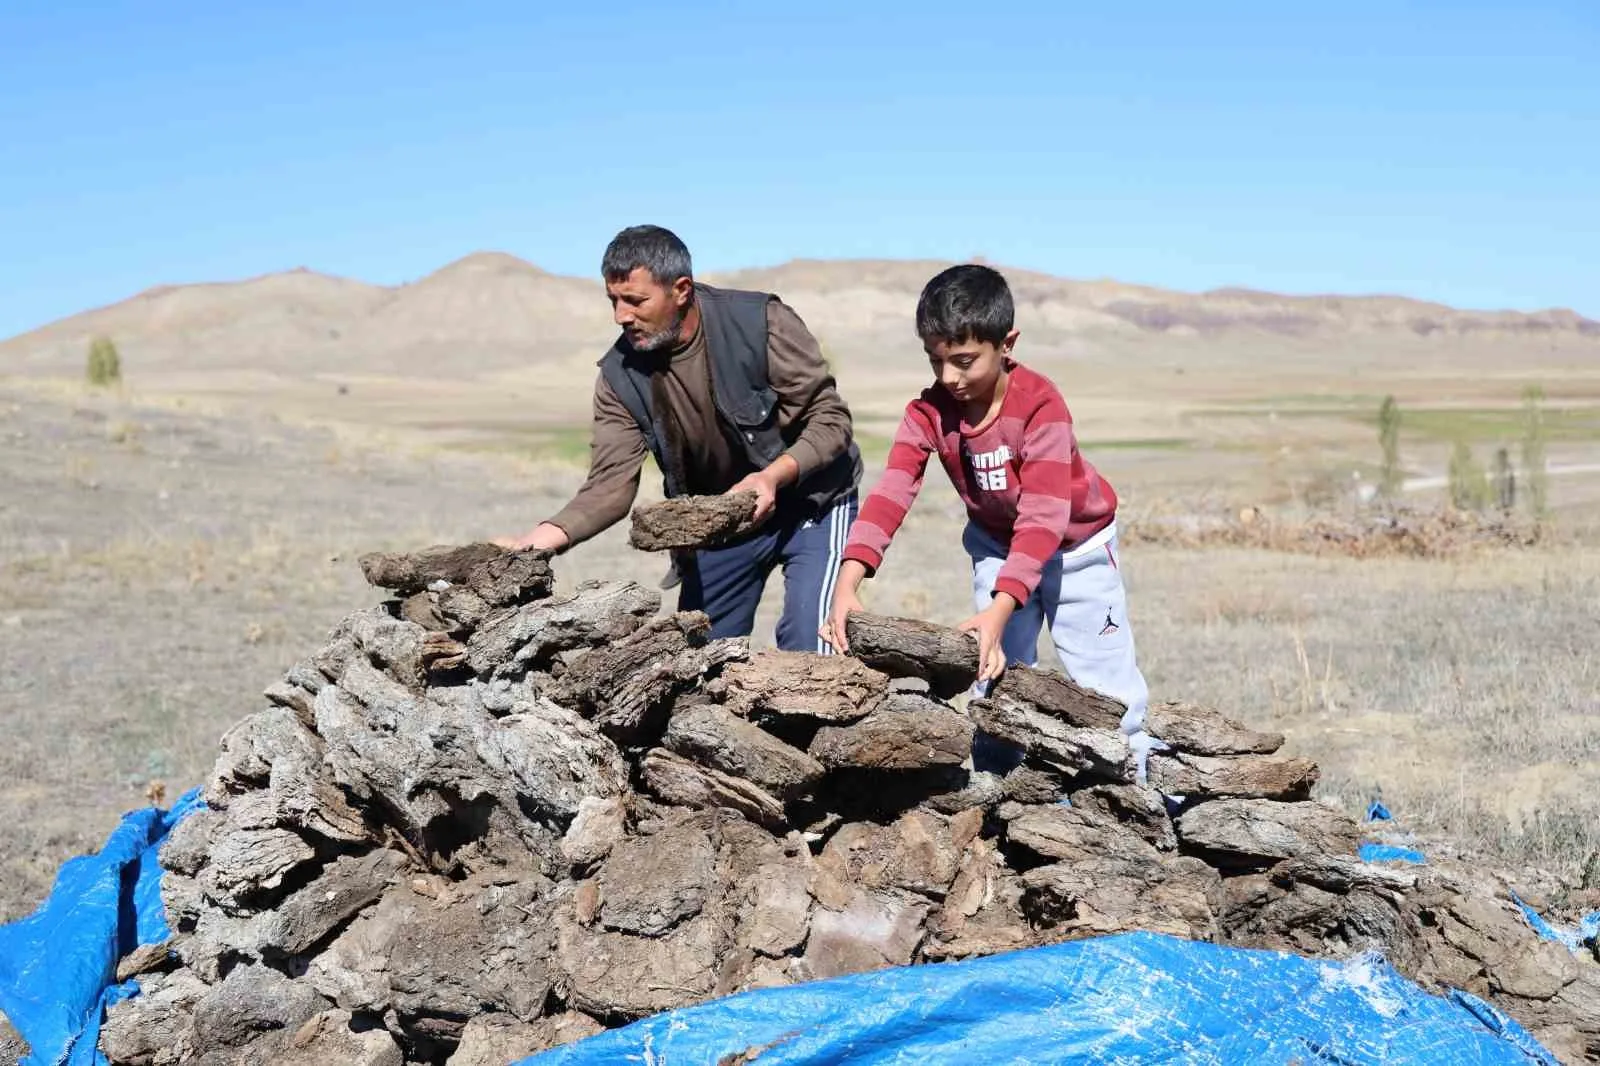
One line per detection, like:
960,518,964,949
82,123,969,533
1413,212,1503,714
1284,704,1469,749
3,256,1598,922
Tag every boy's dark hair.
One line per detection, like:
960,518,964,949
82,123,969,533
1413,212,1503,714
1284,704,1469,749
601,225,693,286
916,264,1015,346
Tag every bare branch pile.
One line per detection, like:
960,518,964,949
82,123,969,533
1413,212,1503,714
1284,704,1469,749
1123,503,1543,558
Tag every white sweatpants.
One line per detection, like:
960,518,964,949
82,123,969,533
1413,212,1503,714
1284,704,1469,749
966,521,1149,735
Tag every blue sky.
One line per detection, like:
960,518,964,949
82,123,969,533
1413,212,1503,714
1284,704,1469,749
1,1,1595,338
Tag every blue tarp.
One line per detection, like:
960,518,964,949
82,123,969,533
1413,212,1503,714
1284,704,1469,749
1515,893,1600,955
0,788,202,1066
519,933,1558,1066
1360,797,1427,866
1361,799,1600,951
0,791,1567,1066
1359,842,1427,865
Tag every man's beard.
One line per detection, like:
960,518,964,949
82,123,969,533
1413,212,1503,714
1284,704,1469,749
629,306,687,353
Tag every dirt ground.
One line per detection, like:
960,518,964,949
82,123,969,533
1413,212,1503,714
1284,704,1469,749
2,383,1598,921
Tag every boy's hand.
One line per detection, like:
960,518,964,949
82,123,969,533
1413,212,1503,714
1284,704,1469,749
957,596,1018,682
819,560,869,652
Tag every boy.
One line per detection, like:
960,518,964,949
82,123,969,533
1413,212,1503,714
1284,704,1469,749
820,264,1149,745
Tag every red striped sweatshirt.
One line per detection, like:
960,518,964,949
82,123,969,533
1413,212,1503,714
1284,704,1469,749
842,362,1118,606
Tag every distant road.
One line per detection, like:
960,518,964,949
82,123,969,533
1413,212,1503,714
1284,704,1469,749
1400,463,1600,493
1357,463,1600,501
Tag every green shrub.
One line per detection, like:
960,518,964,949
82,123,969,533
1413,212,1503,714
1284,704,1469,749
1491,446,1516,513
86,336,122,387
1521,385,1548,521
1447,440,1491,512
1377,395,1402,497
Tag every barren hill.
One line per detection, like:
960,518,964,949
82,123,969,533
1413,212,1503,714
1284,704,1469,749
0,253,609,380
344,252,604,372
4,253,1598,437
7,253,1598,376
1,268,389,374
713,258,1600,341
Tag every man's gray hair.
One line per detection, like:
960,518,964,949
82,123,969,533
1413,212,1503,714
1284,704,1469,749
601,225,693,286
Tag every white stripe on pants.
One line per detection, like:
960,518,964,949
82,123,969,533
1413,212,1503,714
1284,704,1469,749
813,494,851,654
965,521,1149,734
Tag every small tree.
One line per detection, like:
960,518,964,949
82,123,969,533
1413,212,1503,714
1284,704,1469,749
1447,440,1490,512
1491,446,1516,513
818,339,841,374
1521,384,1549,522
1377,395,1403,498
86,336,122,387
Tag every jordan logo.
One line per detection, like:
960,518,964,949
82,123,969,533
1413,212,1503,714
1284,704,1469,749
1099,609,1120,636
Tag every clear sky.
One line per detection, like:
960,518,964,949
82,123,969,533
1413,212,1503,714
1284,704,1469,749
1,1,1595,339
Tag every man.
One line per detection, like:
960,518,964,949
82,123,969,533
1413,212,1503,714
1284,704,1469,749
498,225,862,652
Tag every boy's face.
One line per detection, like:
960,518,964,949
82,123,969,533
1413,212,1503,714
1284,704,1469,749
925,330,1019,405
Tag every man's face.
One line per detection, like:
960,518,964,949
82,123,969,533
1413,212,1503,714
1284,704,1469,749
925,330,1018,405
607,266,692,352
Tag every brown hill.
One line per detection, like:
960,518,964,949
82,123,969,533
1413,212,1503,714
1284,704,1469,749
715,258,1600,344
342,252,607,373
6,253,1597,375
1,268,389,374
0,253,616,381
4,254,1597,437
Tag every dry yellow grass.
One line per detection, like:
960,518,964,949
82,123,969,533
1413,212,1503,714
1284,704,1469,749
1131,545,1600,870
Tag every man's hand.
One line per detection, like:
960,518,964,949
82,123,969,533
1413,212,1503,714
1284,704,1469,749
957,594,1019,683
727,455,800,525
493,522,570,553
727,470,779,524
818,560,870,652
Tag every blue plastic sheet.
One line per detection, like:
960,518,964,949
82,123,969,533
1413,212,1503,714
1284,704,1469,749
0,788,202,1066
520,932,1559,1066
1359,842,1427,865
1360,795,1427,866
1514,893,1600,954
1358,797,1600,950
